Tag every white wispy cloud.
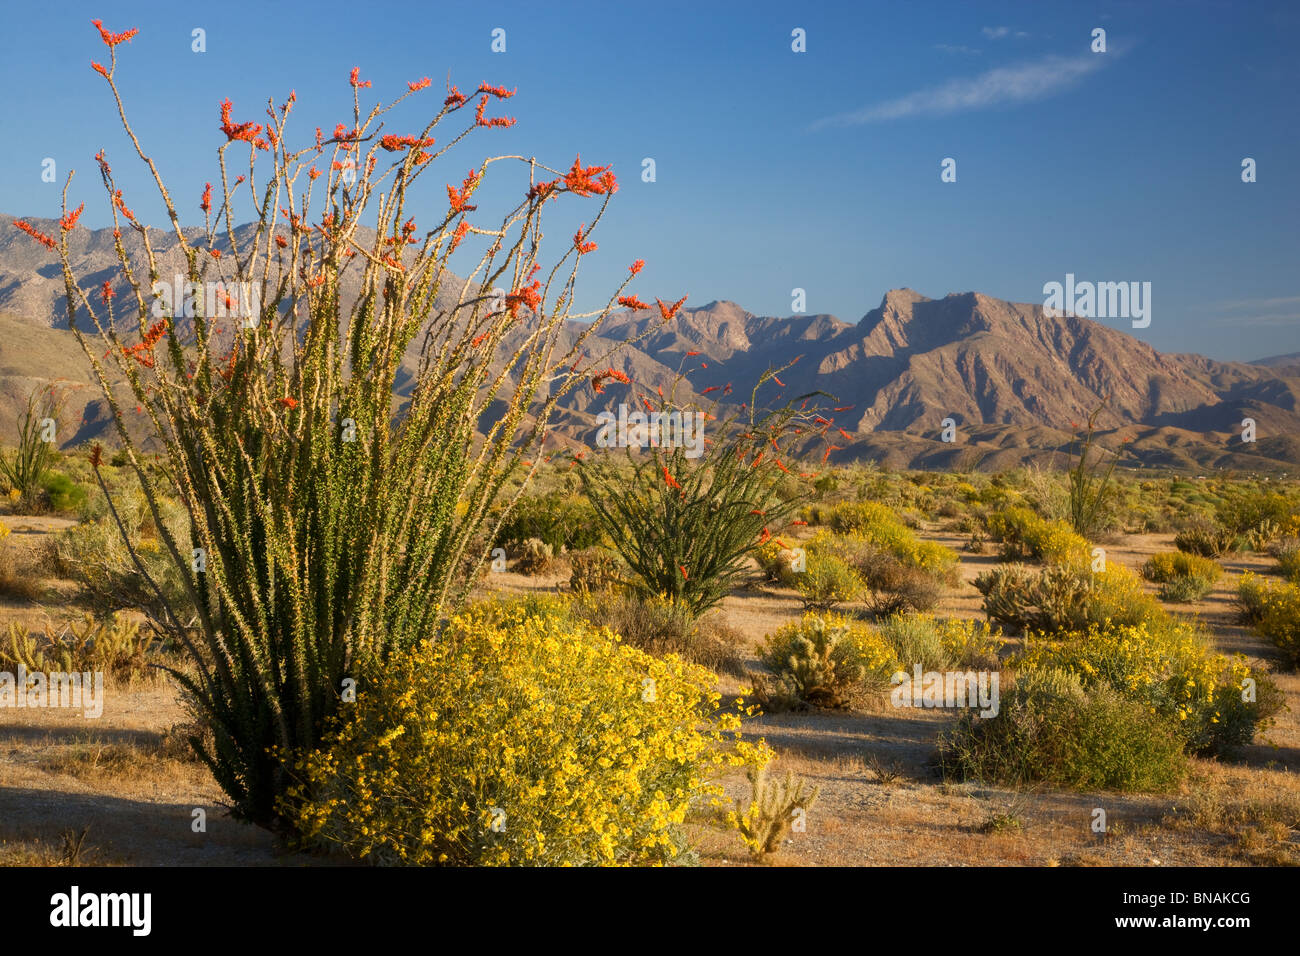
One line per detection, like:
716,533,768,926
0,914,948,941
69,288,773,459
1224,312,1300,327
1202,294,1300,325
810,53,1110,129
934,43,981,55
1213,295,1300,311
982,26,1010,39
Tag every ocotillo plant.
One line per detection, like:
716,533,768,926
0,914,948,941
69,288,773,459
27,20,665,828
0,385,65,511
1066,401,1130,539
579,362,829,617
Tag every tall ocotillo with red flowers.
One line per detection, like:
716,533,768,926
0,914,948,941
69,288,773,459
43,21,657,828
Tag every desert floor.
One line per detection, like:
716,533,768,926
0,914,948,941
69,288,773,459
1,516,1296,866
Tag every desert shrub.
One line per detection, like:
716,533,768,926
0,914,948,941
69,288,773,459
0,522,44,601
513,537,554,575
757,612,898,709
0,612,157,684
1270,537,1300,584
864,565,944,614
974,562,1162,634
55,486,191,621
1029,520,1091,566
1144,549,1221,602
567,546,622,594
1155,575,1213,603
281,601,768,864
493,491,604,553
794,551,862,610
1014,621,1280,755
974,564,1090,633
1174,518,1240,558
825,500,902,538
987,506,1090,566
573,591,744,676
1080,565,1164,626
938,672,1187,792
932,616,1004,669
1233,571,1270,625
876,614,1002,671
934,498,962,519
38,472,88,515
826,507,959,582
875,613,951,671
1246,578,1300,668
806,525,956,613
1143,551,1222,587
1215,490,1297,548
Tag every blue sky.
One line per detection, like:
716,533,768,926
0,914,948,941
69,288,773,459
2,0,1297,360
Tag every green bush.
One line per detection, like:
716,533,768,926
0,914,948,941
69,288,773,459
986,507,1090,566
55,484,191,621
874,614,1002,671
794,552,862,610
804,521,957,614
1215,490,1297,544
939,672,1188,792
39,471,88,515
1142,551,1222,602
1233,571,1270,625
1015,621,1280,755
494,491,604,553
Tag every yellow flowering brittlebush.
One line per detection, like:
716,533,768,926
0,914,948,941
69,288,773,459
280,601,769,865
1242,574,1300,667
987,506,1090,566
931,616,1004,669
1015,621,1277,755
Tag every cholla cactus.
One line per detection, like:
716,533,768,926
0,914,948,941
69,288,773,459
1,613,148,680
515,537,554,575
784,622,867,708
733,764,820,860
28,20,670,827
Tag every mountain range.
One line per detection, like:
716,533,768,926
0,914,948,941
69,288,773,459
2,214,1298,473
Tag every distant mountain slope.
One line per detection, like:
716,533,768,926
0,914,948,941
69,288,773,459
2,217,1298,472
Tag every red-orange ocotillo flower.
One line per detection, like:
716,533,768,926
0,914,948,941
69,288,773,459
60,204,85,232
657,296,688,323
91,19,138,47
12,220,56,250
